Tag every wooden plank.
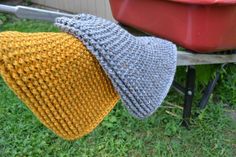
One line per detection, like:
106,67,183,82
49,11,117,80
177,51,236,66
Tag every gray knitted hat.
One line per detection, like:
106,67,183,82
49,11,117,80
55,14,177,119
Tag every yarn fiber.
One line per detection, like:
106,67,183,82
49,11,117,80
0,31,119,140
55,14,177,118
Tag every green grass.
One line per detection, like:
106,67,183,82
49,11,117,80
0,15,236,157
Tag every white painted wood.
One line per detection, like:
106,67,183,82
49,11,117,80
31,0,114,20
95,0,105,17
87,0,96,15
105,0,113,21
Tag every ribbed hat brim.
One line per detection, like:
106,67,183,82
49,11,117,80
0,32,119,140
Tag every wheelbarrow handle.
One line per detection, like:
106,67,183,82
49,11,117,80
0,4,73,22
0,4,17,13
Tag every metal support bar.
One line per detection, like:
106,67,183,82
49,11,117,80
172,81,185,95
198,73,220,109
0,4,17,13
182,66,196,128
198,64,226,109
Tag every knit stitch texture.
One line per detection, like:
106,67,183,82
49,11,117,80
55,14,177,118
0,32,119,140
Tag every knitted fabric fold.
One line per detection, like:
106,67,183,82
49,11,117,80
0,32,119,140
55,14,177,118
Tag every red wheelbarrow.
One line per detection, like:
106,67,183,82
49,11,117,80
0,3,236,127
110,0,236,53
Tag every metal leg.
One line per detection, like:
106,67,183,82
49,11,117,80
198,64,225,109
198,71,220,109
172,81,185,95
172,64,227,128
182,66,196,128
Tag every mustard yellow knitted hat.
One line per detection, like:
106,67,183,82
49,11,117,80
0,31,119,140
